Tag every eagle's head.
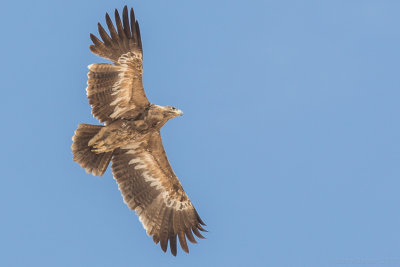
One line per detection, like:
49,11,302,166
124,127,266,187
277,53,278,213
147,104,183,128
165,106,184,118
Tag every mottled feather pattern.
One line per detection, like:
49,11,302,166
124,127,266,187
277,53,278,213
111,134,206,255
86,59,143,123
72,6,206,256
88,6,148,123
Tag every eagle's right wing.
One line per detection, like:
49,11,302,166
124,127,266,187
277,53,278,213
86,6,149,123
111,131,206,256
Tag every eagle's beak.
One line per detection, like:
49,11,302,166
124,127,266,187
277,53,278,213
177,109,184,116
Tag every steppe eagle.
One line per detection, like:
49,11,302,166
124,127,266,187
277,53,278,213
71,6,206,256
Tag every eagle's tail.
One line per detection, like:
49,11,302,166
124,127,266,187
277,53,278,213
72,124,113,176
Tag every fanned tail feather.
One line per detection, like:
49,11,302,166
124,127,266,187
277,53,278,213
72,124,113,176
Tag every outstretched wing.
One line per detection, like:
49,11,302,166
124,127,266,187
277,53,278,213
111,131,206,256
86,6,149,123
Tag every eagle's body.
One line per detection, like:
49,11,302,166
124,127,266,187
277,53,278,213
88,105,180,153
71,6,205,256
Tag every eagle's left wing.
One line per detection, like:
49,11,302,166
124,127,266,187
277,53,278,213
111,131,206,256
86,6,149,123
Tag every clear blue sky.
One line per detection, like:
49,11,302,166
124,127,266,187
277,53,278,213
1,0,399,266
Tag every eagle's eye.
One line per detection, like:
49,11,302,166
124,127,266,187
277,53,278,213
171,107,177,110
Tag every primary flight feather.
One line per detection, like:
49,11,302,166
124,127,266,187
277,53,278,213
71,6,206,256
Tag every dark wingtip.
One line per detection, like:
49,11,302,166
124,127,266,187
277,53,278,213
192,227,205,239
160,241,168,253
89,33,96,42
185,229,197,244
122,6,131,38
195,209,206,226
122,6,128,19
122,6,128,18
135,21,142,50
197,224,208,232
152,235,160,244
178,232,189,253
181,245,189,254
170,245,177,256
130,7,136,24
89,33,103,47
89,45,96,53
130,8,136,37
169,235,177,256
160,234,168,253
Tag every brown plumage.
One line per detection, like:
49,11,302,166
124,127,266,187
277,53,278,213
71,6,206,256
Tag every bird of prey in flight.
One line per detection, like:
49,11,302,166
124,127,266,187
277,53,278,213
71,6,206,256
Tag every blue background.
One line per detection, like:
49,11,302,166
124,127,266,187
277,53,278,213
1,1,399,266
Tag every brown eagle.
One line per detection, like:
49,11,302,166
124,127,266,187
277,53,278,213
71,6,206,256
